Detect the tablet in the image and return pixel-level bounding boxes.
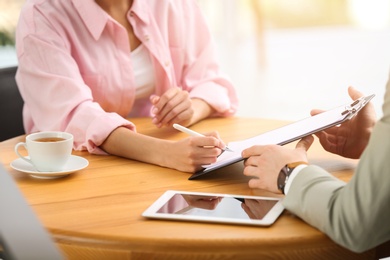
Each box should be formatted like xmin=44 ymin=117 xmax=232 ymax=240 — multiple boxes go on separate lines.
xmin=142 ymin=190 xmax=284 ymax=226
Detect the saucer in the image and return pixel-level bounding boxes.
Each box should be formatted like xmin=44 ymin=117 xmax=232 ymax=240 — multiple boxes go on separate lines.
xmin=10 ymin=155 xmax=89 ymax=179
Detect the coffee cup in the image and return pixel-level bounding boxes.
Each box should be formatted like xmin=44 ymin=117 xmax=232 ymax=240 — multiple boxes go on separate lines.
xmin=14 ymin=131 xmax=74 ymax=172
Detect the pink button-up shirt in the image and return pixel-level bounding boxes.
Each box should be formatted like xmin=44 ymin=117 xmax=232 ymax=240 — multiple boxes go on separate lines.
xmin=15 ymin=0 xmax=238 ymax=154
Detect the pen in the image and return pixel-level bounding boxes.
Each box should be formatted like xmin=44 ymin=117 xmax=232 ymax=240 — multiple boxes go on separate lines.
xmin=173 ymin=123 xmax=233 ymax=152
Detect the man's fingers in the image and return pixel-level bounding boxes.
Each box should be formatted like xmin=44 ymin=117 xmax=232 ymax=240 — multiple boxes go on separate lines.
xmin=348 ymin=86 xmax=364 ymax=101
xmin=310 ymin=109 xmax=325 ymax=117
xmin=296 ymin=135 xmax=314 ymax=151
xmin=242 ymin=145 xmax=265 ymax=159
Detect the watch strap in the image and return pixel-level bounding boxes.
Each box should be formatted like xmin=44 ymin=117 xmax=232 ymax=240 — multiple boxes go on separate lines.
xmin=278 ymin=161 xmax=308 ymax=194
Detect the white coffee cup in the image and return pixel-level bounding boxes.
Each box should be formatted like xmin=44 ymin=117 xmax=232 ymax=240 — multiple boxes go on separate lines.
xmin=14 ymin=131 xmax=74 ymax=172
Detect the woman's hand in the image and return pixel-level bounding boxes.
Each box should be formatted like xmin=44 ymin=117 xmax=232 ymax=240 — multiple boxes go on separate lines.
xmin=150 ymin=87 xmax=214 ymax=128
xmin=101 ymin=127 xmax=227 ymax=173
xmin=163 ymin=131 xmax=226 ymax=173
xmin=150 ymin=87 xmax=194 ymax=128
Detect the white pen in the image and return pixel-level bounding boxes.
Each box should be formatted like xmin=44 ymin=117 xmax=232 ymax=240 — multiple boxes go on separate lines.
xmin=173 ymin=123 xmax=233 ymax=152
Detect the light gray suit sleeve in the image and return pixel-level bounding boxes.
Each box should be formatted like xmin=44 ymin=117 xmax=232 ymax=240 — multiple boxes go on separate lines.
xmin=283 ymin=75 xmax=390 ymax=253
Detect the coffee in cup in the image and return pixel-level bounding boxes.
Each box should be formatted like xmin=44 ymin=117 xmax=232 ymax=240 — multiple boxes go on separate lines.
xmin=14 ymin=131 xmax=73 ymax=172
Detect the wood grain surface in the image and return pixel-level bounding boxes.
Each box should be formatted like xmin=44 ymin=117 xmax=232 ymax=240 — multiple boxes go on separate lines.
xmin=0 ymin=117 xmax=378 ymax=259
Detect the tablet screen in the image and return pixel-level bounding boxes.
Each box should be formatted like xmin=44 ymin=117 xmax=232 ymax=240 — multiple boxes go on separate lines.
xmin=142 ymin=190 xmax=284 ymax=226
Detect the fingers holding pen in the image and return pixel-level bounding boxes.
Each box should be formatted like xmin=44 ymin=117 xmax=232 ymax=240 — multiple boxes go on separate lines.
xmin=179 ymin=135 xmax=223 ymax=166
xmin=191 ymin=135 xmax=223 ymax=154
xmin=203 ymin=130 xmax=228 ymax=151
xmin=170 ymin=136 xmax=221 ymax=173
xmin=171 ymin=124 xmax=230 ymax=171
xmin=173 ymin=124 xmax=228 ymax=151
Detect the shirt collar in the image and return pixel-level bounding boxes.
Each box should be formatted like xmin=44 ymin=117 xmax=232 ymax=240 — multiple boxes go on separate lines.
xmin=71 ymin=0 xmax=150 ymax=40
xmin=72 ymin=0 xmax=109 ymax=41
xmin=130 ymin=0 xmax=150 ymax=24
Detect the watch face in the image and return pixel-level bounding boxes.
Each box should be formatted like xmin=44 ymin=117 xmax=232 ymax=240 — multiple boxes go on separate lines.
xmin=277 ymin=166 xmax=289 ymax=193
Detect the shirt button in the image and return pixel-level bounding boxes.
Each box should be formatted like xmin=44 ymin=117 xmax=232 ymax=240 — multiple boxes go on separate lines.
xmin=164 ymin=61 xmax=170 ymax=67
xmin=144 ymin=35 xmax=150 ymax=41
xmin=130 ymin=12 xmax=134 ymax=17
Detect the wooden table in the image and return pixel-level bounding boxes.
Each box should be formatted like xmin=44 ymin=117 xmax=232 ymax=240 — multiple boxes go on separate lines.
xmin=0 ymin=117 xmax=380 ymax=259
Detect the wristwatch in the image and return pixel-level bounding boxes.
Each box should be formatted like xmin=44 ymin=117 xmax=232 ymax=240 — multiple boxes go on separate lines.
xmin=277 ymin=161 xmax=308 ymax=194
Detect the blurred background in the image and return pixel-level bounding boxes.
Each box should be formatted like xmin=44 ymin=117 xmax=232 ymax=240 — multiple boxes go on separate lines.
xmin=1 ymin=0 xmax=390 ymax=120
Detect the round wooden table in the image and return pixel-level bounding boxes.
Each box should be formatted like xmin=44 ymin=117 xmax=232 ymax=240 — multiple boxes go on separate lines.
xmin=0 ymin=117 xmax=377 ymax=259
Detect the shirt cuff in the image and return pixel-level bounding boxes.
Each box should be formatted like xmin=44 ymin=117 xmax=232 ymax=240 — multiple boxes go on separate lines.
xmin=284 ymin=164 xmax=308 ymax=195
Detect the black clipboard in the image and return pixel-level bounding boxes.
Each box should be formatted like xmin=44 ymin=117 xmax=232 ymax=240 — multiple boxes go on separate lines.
xmin=189 ymin=94 xmax=375 ymax=180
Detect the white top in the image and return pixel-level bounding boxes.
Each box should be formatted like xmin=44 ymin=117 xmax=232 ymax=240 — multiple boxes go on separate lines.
xmin=131 ymin=44 xmax=156 ymax=100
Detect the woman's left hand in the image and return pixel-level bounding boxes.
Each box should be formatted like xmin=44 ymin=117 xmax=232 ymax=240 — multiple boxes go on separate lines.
xmin=150 ymin=87 xmax=194 ymax=128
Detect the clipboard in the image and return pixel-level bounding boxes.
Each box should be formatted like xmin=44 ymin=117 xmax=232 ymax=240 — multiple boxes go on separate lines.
xmin=189 ymin=94 xmax=375 ymax=180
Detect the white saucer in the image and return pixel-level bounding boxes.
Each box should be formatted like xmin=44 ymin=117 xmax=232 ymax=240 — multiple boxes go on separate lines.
xmin=10 ymin=155 xmax=89 ymax=179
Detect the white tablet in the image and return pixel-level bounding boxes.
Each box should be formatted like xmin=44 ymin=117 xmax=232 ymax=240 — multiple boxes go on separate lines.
xmin=142 ymin=190 xmax=284 ymax=226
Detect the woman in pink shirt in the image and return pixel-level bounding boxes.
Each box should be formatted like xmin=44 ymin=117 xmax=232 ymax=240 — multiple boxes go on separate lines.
xmin=15 ymin=0 xmax=238 ymax=173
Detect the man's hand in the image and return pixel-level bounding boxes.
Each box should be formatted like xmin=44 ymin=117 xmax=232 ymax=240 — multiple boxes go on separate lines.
xmin=311 ymin=86 xmax=376 ymax=159
xmin=241 ymin=136 xmax=313 ymax=193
